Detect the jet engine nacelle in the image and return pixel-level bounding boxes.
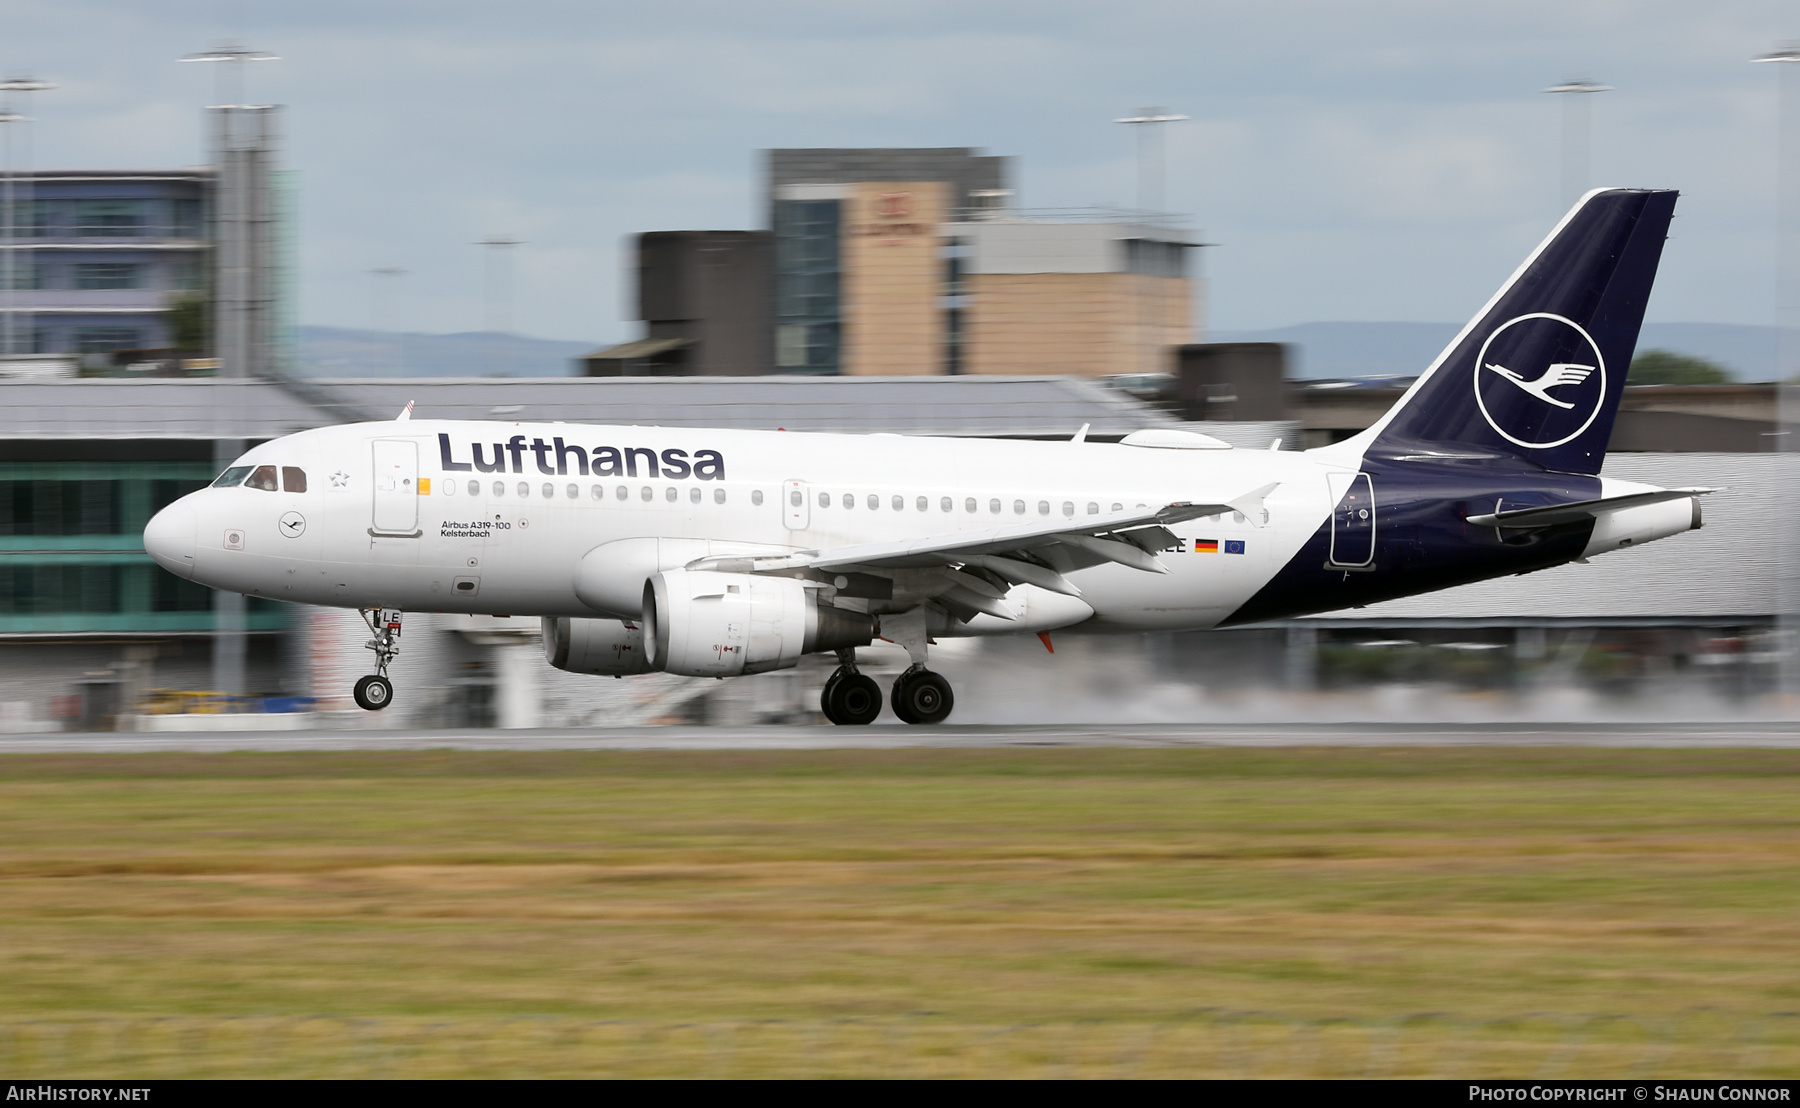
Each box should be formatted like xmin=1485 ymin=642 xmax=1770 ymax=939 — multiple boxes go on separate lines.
xmin=643 ymin=569 xmax=873 ymax=678
xmin=542 ymin=616 xmax=655 ymax=676
xmin=1580 ymin=496 xmax=1701 ymax=559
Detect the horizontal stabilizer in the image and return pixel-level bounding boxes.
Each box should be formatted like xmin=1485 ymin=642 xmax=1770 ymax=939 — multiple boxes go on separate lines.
xmin=1466 ymin=487 xmax=1715 ymax=528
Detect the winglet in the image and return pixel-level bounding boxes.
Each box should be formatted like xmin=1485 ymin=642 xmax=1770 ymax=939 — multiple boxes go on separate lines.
xmin=396 ymin=400 xmax=415 ymax=422
xmin=1226 ymin=482 xmax=1281 ymax=529
xmin=1071 ymin=423 xmax=1090 ymax=444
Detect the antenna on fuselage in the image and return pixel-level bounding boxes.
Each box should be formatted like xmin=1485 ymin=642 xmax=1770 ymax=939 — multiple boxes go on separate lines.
xmin=1071 ymin=423 xmax=1090 ymax=443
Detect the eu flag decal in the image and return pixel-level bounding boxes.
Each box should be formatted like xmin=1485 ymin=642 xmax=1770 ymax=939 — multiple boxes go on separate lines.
xmin=1193 ymin=539 xmax=1219 ymax=554
xmin=1224 ymin=540 xmax=1246 ymax=555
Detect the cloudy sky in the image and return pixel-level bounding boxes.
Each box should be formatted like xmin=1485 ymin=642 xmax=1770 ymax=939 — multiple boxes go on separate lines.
xmin=7 ymin=0 xmax=1796 ymax=344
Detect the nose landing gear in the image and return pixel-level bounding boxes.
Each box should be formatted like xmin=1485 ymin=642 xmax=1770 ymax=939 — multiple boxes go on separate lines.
xmin=821 ymin=648 xmax=882 ymax=726
xmin=355 ymin=608 xmax=402 ymax=711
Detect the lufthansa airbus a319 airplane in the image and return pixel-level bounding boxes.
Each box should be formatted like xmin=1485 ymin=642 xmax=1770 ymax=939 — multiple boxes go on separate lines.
xmin=143 ymin=188 xmax=1708 ymax=725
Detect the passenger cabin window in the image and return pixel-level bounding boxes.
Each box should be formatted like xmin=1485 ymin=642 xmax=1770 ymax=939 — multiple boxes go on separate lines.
xmin=245 ymin=466 xmax=279 ymax=492
xmin=212 ymin=466 xmax=253 ymax=488
xmin=282 ymin=467 xmax=307 ymax=493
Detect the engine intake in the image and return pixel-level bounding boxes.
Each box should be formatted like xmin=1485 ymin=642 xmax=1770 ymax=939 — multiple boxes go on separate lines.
xmin=542 ymin=616 xmax=654 ymax=675
xmin=643 ymin=569 xmax=873 ymax=677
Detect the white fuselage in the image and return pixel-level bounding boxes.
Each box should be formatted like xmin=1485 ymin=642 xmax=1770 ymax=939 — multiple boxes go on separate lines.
xmin=149 ymin=419 xmax=1348 ymax=634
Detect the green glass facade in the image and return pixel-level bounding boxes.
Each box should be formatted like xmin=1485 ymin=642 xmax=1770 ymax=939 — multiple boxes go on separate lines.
xmin=773 ymin=199 xmax=841 ymax=373
xmin=0 ymin=462 xmax=288 ymax=633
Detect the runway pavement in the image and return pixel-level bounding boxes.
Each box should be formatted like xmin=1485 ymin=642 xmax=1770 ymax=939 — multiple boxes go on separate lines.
xmin=0 ymin=721 xmax=1797 ymax=753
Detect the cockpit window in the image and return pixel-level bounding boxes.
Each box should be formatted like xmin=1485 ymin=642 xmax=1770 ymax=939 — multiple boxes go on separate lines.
xmin=282 ymin=467 xmax=307 ymax=493
xmin=212 ymin=466 xmax=253 ymax=488
xmin=245 ymin=465 xmax=279 ymax=492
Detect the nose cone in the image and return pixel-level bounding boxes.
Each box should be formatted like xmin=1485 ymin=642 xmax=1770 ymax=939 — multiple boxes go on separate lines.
xmin=143 ymin=499 xmax=197 ymax=579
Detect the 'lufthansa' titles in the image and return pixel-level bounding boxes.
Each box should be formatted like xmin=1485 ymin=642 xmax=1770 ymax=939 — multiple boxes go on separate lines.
xmin=439 ymin=434 xmax=725 ymax=480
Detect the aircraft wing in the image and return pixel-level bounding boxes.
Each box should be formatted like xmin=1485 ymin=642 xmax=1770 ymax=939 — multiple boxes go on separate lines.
xmin=687 ymin=483 xmax=1280 ymax=615
xmin=1466 ymin=487 xmax=1715 ymax=528
xmin=802 ymin=501 xmax=1212 ymax=571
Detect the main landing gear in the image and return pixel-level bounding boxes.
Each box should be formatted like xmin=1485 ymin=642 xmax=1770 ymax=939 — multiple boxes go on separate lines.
xmin=821 ymin=649 xmax=883 ymax=726
xmin=890 ymin=665 xmax=954 ymax=725
xmin=820 ymin=649 xmax=955 ymax=726
xmin=354 ymin=607 xmax=402 ymax=711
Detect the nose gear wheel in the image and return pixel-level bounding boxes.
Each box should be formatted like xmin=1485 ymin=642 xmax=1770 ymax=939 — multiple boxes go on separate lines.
xmin=353 ymin=674 xmax=393 ymax=711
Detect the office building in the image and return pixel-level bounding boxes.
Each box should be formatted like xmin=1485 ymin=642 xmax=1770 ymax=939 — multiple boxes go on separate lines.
xmin=0 ymin=168 xmax=212 ymax=370
xmin=948 ymin=216 xmax=1198 ymax=377
xmin=593 ymin=148 xmax=1202 ymax=378
xmin=769 ymin=148 xmax=1008 ymax=376
xmin=583 ymin=231 xmax=772 ymax=376
xmin=769 ymin=147 xmax=1200 ymax=377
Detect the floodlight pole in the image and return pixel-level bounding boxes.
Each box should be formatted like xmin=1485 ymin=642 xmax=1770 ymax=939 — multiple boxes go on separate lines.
xmin=183 ymin=44 xmax=277 ymax=708
xmin=476 ymin=238 xmax=520 ymax=375
xmin=1544 ymin=80 xmax=1610 ymax=209
xmin=1756 ymin=46 xmax=1800 ymax=704
xmin=1114 ymin=109 xmax=1188 ymax=219
xmin=180 ymin=42 xmax=279 ymax=110
xmin=369 ymin=266 xmax=406 ymax=373
xmin=0 ymin=78 xmax=53 ymax=360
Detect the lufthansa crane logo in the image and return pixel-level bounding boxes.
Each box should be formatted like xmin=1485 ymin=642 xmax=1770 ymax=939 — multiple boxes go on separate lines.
xmin=1472 ymin=312 xmax=1607 ymax=449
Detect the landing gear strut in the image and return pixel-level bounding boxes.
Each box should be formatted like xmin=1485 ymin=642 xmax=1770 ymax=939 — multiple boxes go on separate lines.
xmin=890 ymin=664 xmax=954 ymax=725
xmin=355 ymin=608 xmax=401 ymax=711
xmin=875 ymin=610 xmax=954 ymax=725
xmin=821 ymin=648 xmax=882 ymax=725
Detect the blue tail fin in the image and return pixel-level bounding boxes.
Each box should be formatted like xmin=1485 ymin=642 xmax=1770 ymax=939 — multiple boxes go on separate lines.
xmin=1358 ymin=188 xmax=1678 ymax=475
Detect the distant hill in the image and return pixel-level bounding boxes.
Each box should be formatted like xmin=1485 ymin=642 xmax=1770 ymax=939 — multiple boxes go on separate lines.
xmin=296 ymin=326 xmax=599 ymax=378
xmin=1209 ymin=322 xmax=1779 ymax=382
xmin=295 ymin=321 xmax=1781 ymax=382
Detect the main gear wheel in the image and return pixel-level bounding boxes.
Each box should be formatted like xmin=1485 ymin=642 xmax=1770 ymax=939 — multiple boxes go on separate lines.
xmin=890 ymin=665 xmax=953 ymax=725
xmin=821 ymin=666 xmax=882 ymax=725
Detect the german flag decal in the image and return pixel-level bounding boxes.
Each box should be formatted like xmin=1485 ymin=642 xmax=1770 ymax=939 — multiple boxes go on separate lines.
xmin=1193 ymin=539 xmax=1219 ymax=553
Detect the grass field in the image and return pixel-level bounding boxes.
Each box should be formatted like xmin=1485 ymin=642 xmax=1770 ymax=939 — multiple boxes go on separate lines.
xmin=0 ymin=746 xmax=1796 ymax=1076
